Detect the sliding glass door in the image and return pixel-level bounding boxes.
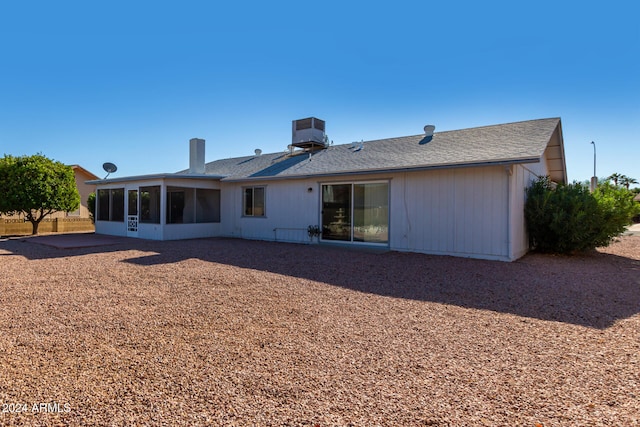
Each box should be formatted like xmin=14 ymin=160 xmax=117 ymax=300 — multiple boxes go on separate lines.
xmin=321 ymin=184 xmax=351 ymax=241
xmin=321 ymin=181 xmax=389 ymax=244
xmin=353 ymin=182 xmax=389 ymax=243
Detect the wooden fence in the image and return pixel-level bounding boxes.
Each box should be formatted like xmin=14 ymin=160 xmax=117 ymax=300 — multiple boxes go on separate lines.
xmin=0 ymin=218 xmax=94 ymax=236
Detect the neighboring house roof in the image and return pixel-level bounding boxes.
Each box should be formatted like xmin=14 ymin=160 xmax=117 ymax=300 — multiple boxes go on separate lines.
xmin=634 ymin=193 xmax=640 ymax=202
xmin=191 ymin=117 xmax=564 ymax=182
xmin=70 ymin=165 xmax=99 ymax=180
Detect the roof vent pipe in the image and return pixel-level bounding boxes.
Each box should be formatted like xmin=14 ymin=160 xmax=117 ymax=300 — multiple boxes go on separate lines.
xmin=421 ymin=125 xmax=436 ymax=144
xmin=424 ymin=125 xmax=435 ymax=137
xmin=189 ymin=138 xmax=205 ymax=174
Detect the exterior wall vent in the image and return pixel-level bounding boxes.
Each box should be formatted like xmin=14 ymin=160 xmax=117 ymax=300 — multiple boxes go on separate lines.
xmin=292 ymin=117 xmax=327 ymax=150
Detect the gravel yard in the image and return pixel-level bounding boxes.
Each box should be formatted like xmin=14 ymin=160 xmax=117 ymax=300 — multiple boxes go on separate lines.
xmin=0 ymin=235 xmax=638 ymax=426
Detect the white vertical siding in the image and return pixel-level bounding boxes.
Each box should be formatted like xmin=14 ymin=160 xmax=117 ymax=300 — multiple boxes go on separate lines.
xmin=391 ymin=166 xmax=510 ymax=260
xmin=221 ymin=167 xmax=516 ymax=261
xmin=221 ymin=179 xmax=320 ymax=243
xmin=93 ymin=165 xmax=530 ymax=261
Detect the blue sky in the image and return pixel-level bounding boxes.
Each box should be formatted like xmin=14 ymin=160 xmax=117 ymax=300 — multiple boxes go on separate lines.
xmin=1 ymin=1 xmax=638 ymax=186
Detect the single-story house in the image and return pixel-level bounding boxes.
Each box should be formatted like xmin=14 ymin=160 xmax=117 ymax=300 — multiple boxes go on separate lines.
xmin=88 ymin=117 xmax=567 ymax=261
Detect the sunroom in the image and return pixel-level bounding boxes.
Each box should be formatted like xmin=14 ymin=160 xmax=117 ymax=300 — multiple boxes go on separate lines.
xmin=91 ymin=175 xmax=222 ymax=241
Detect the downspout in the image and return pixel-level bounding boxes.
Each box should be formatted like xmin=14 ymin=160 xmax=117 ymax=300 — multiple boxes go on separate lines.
xmin=403 ymin=172 xmax=411 ymax=247
xmin=505 ymin=165 xmax=513 ymax=260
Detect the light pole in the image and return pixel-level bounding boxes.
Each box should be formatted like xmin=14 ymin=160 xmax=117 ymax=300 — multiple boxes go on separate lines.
xmin=590 ymin=141 xmax=597 ymax=191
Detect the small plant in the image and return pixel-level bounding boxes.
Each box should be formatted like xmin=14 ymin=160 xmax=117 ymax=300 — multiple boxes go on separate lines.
xmin=307 ymin=225 xmax=320 ymax=239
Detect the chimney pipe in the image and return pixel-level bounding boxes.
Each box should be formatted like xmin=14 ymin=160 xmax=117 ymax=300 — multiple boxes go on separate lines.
xmin=189 ymin=138 xmax=205 ymax=174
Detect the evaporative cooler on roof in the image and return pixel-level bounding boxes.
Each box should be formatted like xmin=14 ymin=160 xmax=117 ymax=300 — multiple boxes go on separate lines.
xmin=292 ymin=117 xmax=326 ymax=150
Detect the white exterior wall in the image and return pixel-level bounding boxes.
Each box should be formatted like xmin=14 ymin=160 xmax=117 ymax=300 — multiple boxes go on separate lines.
xmin=219 ymin=165 xmax=524 ymax=261
xmin=94 ymin=163 xmax=541 ymax=261
xmin=390 ymin=166 xmax=512 ymax=261
xmin=95 ymin=220 xmax=127 ymax=237
xmin=163 ymin=223 xmax=221 ymax=240
xmin=220 ymin=179 xmax=320 ymax=243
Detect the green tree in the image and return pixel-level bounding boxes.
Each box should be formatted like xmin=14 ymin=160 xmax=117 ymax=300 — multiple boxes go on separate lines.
xmin=619 ymin=175 xmax=638 ymax=190
xmin=0 ymin=154 xmax=80 ymax=235
xmin=525 ymin=177 xmax=640 ymax=254
xmin=607 ymin=172 xmax=622 ymax=186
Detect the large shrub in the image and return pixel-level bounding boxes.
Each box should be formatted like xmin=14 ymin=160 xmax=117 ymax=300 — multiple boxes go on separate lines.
xmin=525 ymin=177 xmax=640 ymax=254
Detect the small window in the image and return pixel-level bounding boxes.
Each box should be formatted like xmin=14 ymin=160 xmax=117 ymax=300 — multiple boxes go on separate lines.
xmin=243 ymin=186 xmax=265 ymax=217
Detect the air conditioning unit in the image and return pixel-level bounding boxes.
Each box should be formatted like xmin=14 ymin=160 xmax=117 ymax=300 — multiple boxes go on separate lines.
xmin=292 ymin=117 xmax=326 ymax=149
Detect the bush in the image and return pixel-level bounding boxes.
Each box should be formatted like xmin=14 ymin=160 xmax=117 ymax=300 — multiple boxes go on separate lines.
xmin=87 ymin=192 xmax=96 ymax=223
xmin=525 ymin=177 xmax=640 ymax=254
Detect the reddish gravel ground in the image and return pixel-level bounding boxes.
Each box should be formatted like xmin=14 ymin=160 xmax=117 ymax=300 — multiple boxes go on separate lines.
xmin=0 ymin=234 xmax=638 ymax=426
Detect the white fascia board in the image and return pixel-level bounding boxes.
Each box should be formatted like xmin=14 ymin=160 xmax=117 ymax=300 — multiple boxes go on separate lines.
xmin=86 ymin=173 xmax=224 ymax=185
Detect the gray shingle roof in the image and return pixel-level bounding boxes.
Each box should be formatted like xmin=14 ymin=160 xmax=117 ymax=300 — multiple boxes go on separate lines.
xmin=183 ymin=118 xmax=561 ymax=181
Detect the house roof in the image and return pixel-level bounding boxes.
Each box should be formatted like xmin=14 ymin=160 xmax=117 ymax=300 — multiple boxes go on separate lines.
xmin=193 ymin=117 xmax=565 ymax=182
xmin=89 ymin=118 xmax=566 ymax=185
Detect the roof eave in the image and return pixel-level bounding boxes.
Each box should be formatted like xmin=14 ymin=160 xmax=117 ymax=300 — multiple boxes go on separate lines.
xmin=220 ymin=157 xmax=542 ymax=182
xmin=86 ymin=173 xmax=225 ymax=185
xmin=70 ymin=165 xmax=100 ymax=180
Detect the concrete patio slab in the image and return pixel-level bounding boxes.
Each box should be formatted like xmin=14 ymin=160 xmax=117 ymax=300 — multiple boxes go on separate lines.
xmin=27 ymin=233 xmax=129 ymax=249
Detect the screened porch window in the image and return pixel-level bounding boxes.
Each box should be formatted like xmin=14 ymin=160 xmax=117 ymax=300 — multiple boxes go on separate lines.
xmin=140 ymin=186 xmax=161 ymax=224
xmin=97 ymin=188 xmax=125 ymax=222
xmin=167 ymin=187 xmax=220 ymax=224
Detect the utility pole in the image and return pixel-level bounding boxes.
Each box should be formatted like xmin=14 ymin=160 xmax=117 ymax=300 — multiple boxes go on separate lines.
xmin=590 ymin=141 xmax=597 ymax=192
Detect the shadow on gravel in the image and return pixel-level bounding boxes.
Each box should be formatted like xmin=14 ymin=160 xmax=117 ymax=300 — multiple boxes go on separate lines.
xmin=2 ymin=236 xmax=639 ymax=329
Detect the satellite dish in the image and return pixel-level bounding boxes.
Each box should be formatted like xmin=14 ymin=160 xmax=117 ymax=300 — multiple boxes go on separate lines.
xmin=102 ymin=162 xmax=117 ymax=179
xmin=254 ymin=149 xmax=262 ymax=156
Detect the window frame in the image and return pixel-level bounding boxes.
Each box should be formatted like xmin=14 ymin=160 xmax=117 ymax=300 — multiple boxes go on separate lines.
xmin=96 ymin=188 xmax=125 ymax=222
xmin=320 ymin=180 xmax=389 ymax=245
xmin=242 ymin=186 xmax=266 ymax=217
